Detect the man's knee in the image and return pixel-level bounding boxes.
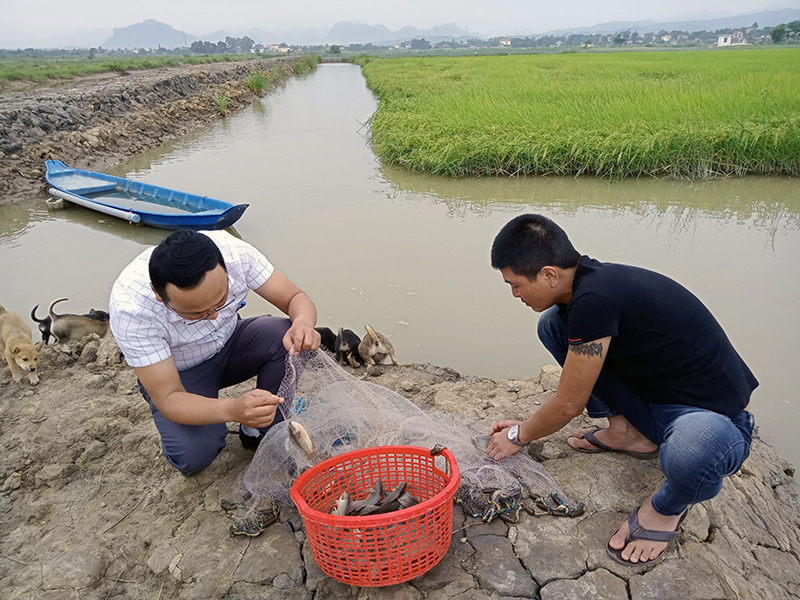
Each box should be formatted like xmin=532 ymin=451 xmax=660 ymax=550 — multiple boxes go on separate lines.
xmin=165 ymin=441 xmax=225 ymax=476
xmin=661 ymin=412 xmax=749 ymax=480
xmin=537 ymin=306 xmax=568 ymax=364
xmin=537 ymin=306 xmax=561 ymax=342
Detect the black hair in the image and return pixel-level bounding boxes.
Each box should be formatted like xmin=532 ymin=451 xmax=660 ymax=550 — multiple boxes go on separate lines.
xmin=149 ymin=230 xmax=226 ymax=302
xmin=491 ymin=214 xmax=581 ymax=280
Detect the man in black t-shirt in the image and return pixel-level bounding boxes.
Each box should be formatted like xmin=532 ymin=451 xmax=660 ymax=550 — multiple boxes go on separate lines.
xmin=487 ymin=213 xmax=756 ymax=566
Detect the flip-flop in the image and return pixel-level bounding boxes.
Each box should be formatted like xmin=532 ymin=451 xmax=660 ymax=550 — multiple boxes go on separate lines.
xmin=607 ymin=508 xmax=688 ymax=566
xmin=568 ymin=428 xmax=659 ymax=460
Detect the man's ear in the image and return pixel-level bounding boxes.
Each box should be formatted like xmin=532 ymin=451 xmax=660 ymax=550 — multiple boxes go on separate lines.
xmin=150 ymin=283 xmax=165 ymax=303
xmin=539 ymin=266 xmax=559 ymax=286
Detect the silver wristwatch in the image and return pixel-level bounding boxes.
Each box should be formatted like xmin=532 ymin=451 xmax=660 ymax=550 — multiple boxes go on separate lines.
xmin=507 ymin=424 xmax=528 ymax=447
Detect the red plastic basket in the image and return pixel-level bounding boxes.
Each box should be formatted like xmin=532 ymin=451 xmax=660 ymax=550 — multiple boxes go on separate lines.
xmin=290 ymin=445 xmax=459 ymax=587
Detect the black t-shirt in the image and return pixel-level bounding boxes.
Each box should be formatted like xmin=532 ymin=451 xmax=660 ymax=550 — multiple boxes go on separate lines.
xmin=557 ymin=256 xmax=758 ymax=417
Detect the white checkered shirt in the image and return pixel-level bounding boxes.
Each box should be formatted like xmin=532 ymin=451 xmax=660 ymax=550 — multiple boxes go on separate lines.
xmin=109 ymin=230 xmax=274 ymax=371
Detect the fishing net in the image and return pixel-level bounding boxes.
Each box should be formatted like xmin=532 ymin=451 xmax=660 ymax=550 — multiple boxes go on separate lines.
xmin=231 ymin=349 xmax=577 ymax=524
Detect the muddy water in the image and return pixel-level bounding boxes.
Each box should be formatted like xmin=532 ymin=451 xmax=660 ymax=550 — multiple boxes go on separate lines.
xmin=1 ymin=63 xmax=798 ymax=468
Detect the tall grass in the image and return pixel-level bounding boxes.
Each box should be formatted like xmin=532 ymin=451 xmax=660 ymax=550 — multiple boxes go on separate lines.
xmin=248 ymin=69 xmax=269 ymax=94
xmin=216 ymin=90 xmax=230 ymax=115
xmin=360 ymin=49 xmax=800 ymax=178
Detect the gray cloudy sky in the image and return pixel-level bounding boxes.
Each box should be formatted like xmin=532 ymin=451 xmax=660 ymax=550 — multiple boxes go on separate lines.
xmin=1 ymin=0 xmax=797 ymax=48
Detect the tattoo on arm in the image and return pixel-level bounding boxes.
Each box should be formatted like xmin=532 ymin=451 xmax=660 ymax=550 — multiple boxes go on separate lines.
xmin=569 ymin=341 xmax=604 ymax=357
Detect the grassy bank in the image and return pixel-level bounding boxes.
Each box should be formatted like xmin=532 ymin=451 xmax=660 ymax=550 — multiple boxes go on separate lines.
xmin=358 ymin=49 xmax=800 ymax=178
xmin=0 ymin=54 xmax=258 ymax=84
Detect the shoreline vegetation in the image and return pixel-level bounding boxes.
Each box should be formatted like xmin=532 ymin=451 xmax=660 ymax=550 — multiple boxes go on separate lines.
xmin=356 ymin=48 xmax=800 ymax=179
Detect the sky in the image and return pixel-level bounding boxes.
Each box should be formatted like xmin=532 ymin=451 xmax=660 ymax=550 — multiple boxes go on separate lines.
xmin=1 ymin=0 xmax=797 ymax=48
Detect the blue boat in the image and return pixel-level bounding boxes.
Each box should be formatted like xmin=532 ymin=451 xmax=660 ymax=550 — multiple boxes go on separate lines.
xmin=44 ymin=160 xmax=248 ymax=230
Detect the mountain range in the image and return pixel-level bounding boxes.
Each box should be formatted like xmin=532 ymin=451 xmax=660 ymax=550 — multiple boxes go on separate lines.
xmin=102 ymin=21 xmax=474 ymax=49
xmin=70 ymin=7 xmax=800 ymax=50
xmin=538 ymin=7 xmax=800 ymax=36
xmin=102 ymin=20 xmax=198 ymax=50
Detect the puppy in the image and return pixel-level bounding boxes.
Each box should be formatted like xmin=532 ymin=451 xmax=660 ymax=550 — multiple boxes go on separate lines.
xmin=44 ymin=298 xmax=109 ymax=344
xmin=358 ymin=324 xmax=399 ymax=366
xmin=335 ymin=328 xmax=364 ymax=368
xmin=32 ymin=302 xmax=109 ymax=344
xmin=315 ymin=326 xmax=337 ymax=354
xmin=0 ymin=304 xmax=43 ymax=385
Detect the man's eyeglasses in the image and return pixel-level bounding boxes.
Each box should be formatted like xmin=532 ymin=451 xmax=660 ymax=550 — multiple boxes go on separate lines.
xmin=166 ymin=295 xmax=242 ymax=325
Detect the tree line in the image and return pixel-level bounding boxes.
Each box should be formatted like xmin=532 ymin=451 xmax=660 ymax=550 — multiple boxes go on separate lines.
xmin=190 ymin=36 xmax=256 ymax=55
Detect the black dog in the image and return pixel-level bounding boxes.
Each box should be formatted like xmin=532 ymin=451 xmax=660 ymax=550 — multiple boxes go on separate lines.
xmin=31 ymin=304 xmax=109 ymax=345
xmin=315 ymin=326 xmax=337 ymax=354
xmin=335 ymin=328 xmax=364 ymax=368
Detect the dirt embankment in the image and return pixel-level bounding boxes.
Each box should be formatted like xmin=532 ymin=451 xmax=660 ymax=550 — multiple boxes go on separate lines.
xmin=0 ymin=56 xmax=308 ymax=205
xmin=1 ymin=335 xmax=798 ymax=600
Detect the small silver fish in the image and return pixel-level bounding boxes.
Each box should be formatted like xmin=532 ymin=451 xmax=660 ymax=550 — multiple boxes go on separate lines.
xmin=347 ymin=479 xmax=384 ymax=515
xmin=358 ymin=504 xmax=381 ymax=516
xmin=397 ymin=491 xmax=420 ymax=509
xmin=288 ymin=420 xmax=317 ymax=460
xmin=380 ymin=482 xmax=407 ymax=507
xmin=334 ymin=491 xmax=350 ymax=516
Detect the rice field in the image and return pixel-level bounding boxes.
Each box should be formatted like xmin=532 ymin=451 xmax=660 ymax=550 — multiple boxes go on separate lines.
xmin=358 ymin=49 xmax=800 ymax=178
xmin=0 ymin=54 xmax=254 ymax=84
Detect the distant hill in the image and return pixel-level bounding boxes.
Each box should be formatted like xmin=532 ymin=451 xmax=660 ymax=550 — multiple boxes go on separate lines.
xmin=538 ymin=8 xmax=800 ymax=36
xmin=194 ymin=22 xmax=474 ymax=46
xmin=101 ymin=20 xmax=198 ymax=50
xmin=58 ymin=28 xmax=113 ymax=49
xmin=322 ymin=21 xmax=474 ymax=45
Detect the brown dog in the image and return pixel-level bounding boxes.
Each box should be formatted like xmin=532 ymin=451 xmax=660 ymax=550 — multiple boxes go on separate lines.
xmin=358 ymin=324 xmax=399 ymax=367
xmin=46 ymin=298 xmax=109 ymax=344
xmin=0 ymin=304 xmax=43 ymax=385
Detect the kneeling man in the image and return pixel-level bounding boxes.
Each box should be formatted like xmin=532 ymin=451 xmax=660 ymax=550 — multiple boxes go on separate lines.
xmin=110 ymin=229 xmax=320 ymax=475
xmin=487 ymin=214 xmax=757 ymax=565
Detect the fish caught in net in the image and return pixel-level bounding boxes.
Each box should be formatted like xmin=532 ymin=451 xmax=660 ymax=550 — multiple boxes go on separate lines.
xmin=230 ymin=349 xmax=577 ymax=528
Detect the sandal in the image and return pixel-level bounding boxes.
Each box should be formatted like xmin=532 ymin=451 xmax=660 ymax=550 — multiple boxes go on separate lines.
xmin=569 ymin=428 xmax=659 ymax=460
xmin=607 ymin=508 xmax=687 ymax=565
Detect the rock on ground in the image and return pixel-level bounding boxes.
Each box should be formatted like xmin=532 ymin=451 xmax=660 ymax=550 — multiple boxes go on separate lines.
xmin=1 ymin=339 xmax=798 ymax=599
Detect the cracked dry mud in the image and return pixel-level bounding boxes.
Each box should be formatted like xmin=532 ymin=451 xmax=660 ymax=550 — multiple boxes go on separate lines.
xmin=1 ymin=337 xmax=798 ymax=600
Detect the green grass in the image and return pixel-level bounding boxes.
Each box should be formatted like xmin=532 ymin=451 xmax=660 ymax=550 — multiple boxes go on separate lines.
xmin=358 ymin=49 xmax=800 ymax=178
xmin=0 ymin=54 xmax=253 ymax=84
xmin=216 ymin=90 xmax=230 ymax=115
xmin=248 ymin=69 xmax=269 ymax=94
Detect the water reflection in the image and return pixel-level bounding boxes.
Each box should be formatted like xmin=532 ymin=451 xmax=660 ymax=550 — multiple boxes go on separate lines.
xmin=0 ymin=203 xmax=52 ymax=247
xmin=40 ymin=202 xmax=166 ymax=246
xmin=383 ymin=167 xmax=800 ymax=233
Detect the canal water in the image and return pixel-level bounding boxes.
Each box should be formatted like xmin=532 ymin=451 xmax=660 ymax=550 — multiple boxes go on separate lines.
xmin=1 ymin=63 xmax=798 ymax=468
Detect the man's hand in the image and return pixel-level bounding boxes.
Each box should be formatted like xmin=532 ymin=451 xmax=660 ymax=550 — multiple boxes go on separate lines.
xmin=253 ymin=270 xmax=319 ymax=355
xmin=228 ymin=389 xmax=284 ymax=428
xmin=486 ymin=419 xmax=524 ymax=461
xmin=283 ymin=323 xmax=321 ymax=354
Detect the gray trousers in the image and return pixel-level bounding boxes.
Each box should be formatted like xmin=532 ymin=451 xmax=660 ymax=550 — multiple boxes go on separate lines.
xmin=139 ymin=316 xmax=291 ymax=475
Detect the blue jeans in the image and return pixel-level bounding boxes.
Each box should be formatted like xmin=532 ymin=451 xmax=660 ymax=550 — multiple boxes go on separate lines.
xmin=537 ymin=306 xmax=755 ymax=516
xmin=139 ymin=316 xmax=290 ymax=475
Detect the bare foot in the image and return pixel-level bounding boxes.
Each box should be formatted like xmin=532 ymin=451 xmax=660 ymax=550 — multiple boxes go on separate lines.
xmin=567 ymin=416 xmax=657 ymax=455
xmin=608 ymin=496 xmax=685 ymax=564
